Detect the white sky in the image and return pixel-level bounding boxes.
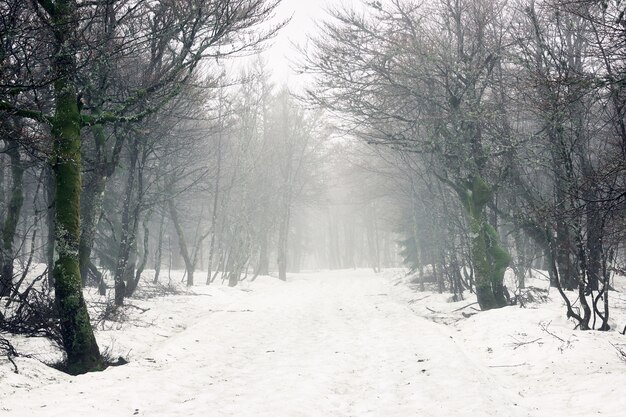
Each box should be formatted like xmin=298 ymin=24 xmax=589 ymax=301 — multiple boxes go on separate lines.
xmin=260 ymin=0 xmax=358 ymax=89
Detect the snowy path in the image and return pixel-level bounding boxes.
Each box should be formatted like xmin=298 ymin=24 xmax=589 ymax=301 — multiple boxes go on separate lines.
xmin=2 ymin=271 xmax=531 ymax=417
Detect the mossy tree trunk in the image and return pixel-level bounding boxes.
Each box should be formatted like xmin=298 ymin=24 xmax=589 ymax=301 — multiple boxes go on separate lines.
xmin=0 ymin=139 xmax=24 ymax=297
xmin=455 ymin=176 xmax=510 ymax=310
xmin=50 ymin=0 xmax=103 ymax=374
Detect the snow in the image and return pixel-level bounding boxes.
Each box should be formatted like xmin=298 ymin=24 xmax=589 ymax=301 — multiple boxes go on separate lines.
xmin=2 ymin=268 xmax=626 ymax=416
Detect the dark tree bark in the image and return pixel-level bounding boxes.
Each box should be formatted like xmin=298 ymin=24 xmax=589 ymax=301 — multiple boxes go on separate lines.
xmin=168 ymin=198 xmax=194 ymax=286
xmin=0 ymin=138 xmax=24 ymax=297
xmin=153 ymin=209 xmax=166 ymax=283
xmin=79 ymin=123 xmax=124 ymax=286
xmin=114 ymin=139 xmax=139 ymax=305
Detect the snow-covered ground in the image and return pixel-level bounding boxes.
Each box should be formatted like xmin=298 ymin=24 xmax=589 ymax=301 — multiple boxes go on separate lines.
xmin=1 ymin=269 xmax=626 ymax=416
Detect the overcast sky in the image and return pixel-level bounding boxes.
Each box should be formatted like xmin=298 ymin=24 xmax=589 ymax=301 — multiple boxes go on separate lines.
xmin=260 ymin=0 xmax=358 ymax=88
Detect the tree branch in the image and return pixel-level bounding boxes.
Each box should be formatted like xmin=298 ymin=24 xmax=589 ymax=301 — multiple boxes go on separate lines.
xmin=0 ymin=101 xmax=51 ymax=124
xmin=35 ymin=0 xmax=55 ymax=16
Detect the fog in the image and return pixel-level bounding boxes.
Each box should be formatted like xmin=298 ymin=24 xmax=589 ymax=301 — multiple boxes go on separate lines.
xmin=2 ymin=0 xmax=626 ymax=414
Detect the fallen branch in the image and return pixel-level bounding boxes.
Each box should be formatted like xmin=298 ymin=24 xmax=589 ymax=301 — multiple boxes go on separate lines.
xmin=408 ymin=295 xmax=431 ymax=304
xmin=452 ymin=302 xmax=479 ymax=312
xmin=509 ymin=336 xmax=543 ymax=350
xmin=125 ymin=304 xmax=151 ymax=314
xmin=539 ymin=321 xmax=572 ymax=352
xmin=0 ymin=334 xmax=20 ymax=374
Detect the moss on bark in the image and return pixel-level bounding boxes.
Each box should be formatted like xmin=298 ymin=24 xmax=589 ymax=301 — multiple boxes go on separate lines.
xmin=455 ymin=176 xmax=510 ymax=310
xmin=50 ymin=0 xmax=103 ymax=374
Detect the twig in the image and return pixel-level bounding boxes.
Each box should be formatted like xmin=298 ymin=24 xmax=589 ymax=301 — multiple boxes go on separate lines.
xmin=0 ymin=335 xmax=20 ymax=374
xmin=452 ymin=302 xmax=479 ymax=312
xmin=539 ymin=321 xmax=572 ymax=352
xmin=539 ymin=321 xmax=566 ymax=343
xmin=408 ymin=295 xmax=431 ymax=304
xmin=488 ymin=362 xmax=528 ymax=368
xmin=509 ymin=336 xmax=543 ymax=350
xmin=125 ymin=304 xmax=151 ymax=314
xmin=610 ymin=342 xmax=626 ymax=363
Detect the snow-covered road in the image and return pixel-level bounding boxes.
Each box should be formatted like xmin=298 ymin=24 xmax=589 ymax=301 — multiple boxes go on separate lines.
xmin=3 ymin=271 xmax=536 ymax=416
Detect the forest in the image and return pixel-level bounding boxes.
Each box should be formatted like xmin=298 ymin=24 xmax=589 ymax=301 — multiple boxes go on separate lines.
xmin=1 ymin=0 xmax=626 ymax=415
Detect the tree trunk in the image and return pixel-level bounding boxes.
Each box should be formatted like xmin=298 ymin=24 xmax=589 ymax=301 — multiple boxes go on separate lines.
xmin=456 ymin=176 xmax=510 ymax=310
xmin=126 ymin=216 xmax=150 ymax=297
xmin=206 ymin=94 xmax=224 ymax=285
xmin=154 ymin=210 xmax=166 ymax=283
xmin=114 ymin=140 xmax=139 ymax=305
xmin=79 ymin=162 xmax=106 ymax=286
xmin=411 ymin=188 xmax=425 ymax=291
xmin=256 ymin=229 xmax=270 ymax=276
xmin=50 ymin=0 xmax=102 ymax=374
xmin=513 ymin=228 xmax=527 ymax=290
xmin=291 ymin=221 xmax=302 ymax=273
xmin=277 ymin=206 xmax=290 ymax=281
xmin=585 ymin=186 xmax=602 ymax=293
xmin=0 ymin=140 xmax=24 ymax=297
xmin=366 ymin=203 xmax=380 ymax=273
xmin=168 ymin=199 xmax=194 ymax=286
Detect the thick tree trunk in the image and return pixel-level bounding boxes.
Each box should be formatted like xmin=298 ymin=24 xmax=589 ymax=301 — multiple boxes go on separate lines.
xmin=0 ymin=141 xmax=24 ymax=297
xmin=456 ymin=176 xmax=510 ymax=310
xmin=50 ymin=0 xmax=102 ymax=374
